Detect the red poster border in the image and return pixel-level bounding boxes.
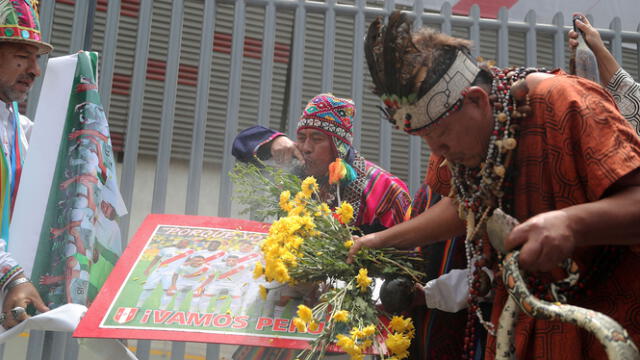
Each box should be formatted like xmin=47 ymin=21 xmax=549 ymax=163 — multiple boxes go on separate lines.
xmin=73 ymin=214 xmax=316 ymax=349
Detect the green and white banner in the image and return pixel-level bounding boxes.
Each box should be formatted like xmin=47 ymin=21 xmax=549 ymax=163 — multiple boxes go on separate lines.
xmin=9 ymin=52 xmax=127 ymax=307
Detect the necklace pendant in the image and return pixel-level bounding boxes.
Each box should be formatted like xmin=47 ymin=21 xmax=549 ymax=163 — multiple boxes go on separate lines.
xmin=503 ymin=138 xmax=517 ymax=150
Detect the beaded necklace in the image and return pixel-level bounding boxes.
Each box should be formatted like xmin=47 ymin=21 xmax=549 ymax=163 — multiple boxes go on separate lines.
xmin=448 ymin=66 xmax=546 ymax=358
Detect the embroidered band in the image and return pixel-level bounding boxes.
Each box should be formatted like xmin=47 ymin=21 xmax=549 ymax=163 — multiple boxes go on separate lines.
xmin=382 ymin=51 xmax=481 ymax=133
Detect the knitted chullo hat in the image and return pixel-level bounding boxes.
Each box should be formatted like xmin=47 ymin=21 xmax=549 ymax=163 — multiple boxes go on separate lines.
xmin=0 ymin=0 xmax=53 ymax=54
xmin=297 ymin=93 xmax=355 ymax=160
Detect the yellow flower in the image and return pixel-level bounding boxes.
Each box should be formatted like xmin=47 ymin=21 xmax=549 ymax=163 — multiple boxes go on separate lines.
xmin=389 ymin=316 xmax=414 ymax=335
xmin=362 ymin=324 xmax=376 ymax=337
xmin=259 ymin=285 xmax=267 ymax=300
xmin=309 ymin=320 xmax=319 ymax=331
xmin=362 ymin=339 xmax=373 ymax=349
xmin=279 ymin=191 xmax=292 ymax=211
xmin=297 ymin=304 xmax=313 ymax=323
xmin=288 ymin=204 xmax=306 ymax=216
xmin=356 ymin=268 xmax=372 ymax=292
xmin=253 ymin=262 xmax=264 ymax=279
xmin=350 ymin=327 xmax=365 ymax=339
xmin=298 ymin=215 xmax=316 ymax=233
xmin=315 ymin=203 xmax=331 ymax=217
xmin=385 ymin=332 xmax=411 ymax=359
xmin=301 ymin=176 xmax=318 ymax=198
xmin=344 ymin=239 xmax=354 ymax=248
xmin=335 ymin=201 xmax=354 ymax=224
xmin=336 ymin=334 xmax=354 ymax=350
xmin=336 ymin=334 xmax=363 ymax=359
xmin=332 ymin=310 xmax=349 ymax=322
xmin=292 ymin=317 xmax=307 ymax=332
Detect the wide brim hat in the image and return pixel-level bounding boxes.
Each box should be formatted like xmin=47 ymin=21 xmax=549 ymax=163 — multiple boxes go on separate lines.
xmin=0 ymin=0 xmax=53 ymax=54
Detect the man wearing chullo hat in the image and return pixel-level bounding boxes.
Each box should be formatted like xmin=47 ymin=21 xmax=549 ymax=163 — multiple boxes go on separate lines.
xmin=349 ymin=11 xmax=640 ymax=359
xmin=232 ymin=93 xmax=412 ymax=360
xmin=0 ymin=0 xmax=53 ymax=329
xmin=233 ymin=93 xmax=411 ymax=233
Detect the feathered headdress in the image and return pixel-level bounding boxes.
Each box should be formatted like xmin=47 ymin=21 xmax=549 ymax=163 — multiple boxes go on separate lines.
xmin=365 ymin=11 xmax=480 ymax=134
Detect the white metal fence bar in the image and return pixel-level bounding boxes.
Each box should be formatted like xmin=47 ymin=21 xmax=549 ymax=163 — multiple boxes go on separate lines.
xmin=25 ymin=0 xmax=54 ymax=120
xmin=321 ymin=0 xmax=337 ymax=93
xmin=151 ymin=0 xmax=186 ymax=214
xmin=170 ymin=341 xmax=186 ymax=360
xmin=378 ymin=0 xmax=395 ymax=171
xmin=611 ymin=17 xmax=623 ymax=64
xmin=408 ymin=0 xmax=425 ymax=195
xmin=525 ymin=10 xmax=537 ymax=67
xmin=119 ymin=0 xmax=154 ymax=245
xmin=25 ymin=330 xmax=45 ymax=360
xmin=285 ymin=0 xmax=306 ymax=139
xmin=498 ymin=7 xmax=509 ymax=68
xmin=163 ymin=0 xmax=188 ymax=346
xmin=69 ymin=1 xmax=90 ymax=53
xmin=257 ymin=0 xmax=277 ymax=127
xmin=469 ymin=5 xmax=481 ymax=59
xmin=186 ymin=0 xmax=217 ymax=215
xmin=218 ymin=0 xmax=248 ymax=217
xmin=552 ymin=12 xmax=565 ymax=68
xmin=350 ymin=0 xmax=365 ymax=150
xmin=441 ymin=2 xmax=452 ymax=35
xmin=98 ymin=0 xmax=122 ymax=117
xmin=135 ymin=339 xmax=152 ymax=360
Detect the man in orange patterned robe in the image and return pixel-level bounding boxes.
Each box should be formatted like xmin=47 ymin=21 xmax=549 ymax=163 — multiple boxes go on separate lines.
xmin=351 ymin=12 xmax=640 ymax=359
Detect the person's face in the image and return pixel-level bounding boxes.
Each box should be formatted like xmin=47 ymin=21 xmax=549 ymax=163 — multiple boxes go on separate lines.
xmin=177 ymin=239 xmax=190 ymax=248
xmin=190 ymin=256 xmax=205 ymax=267
xmin=208 ymin=241 xmax=221 ymax=251
xmin=0 ymin=43 xmax=41 ymax=103
xmin=416 ymin=87 xmax=494 ymax=168
xmin=239 ymin=242 xmax=253 ymax=253
xmin=226 ymin=257 xmax=238 ymax=267
xmin=296 ymin=129 xmax=336 ymax=178
xmin=100 ymin=200 xmax=116 ymax=220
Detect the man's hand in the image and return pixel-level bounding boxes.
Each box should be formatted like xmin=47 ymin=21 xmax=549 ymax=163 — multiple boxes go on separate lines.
xmin=2 ymin=277 xmax=50 ymax=329
xmin=270 ymin=136 xmax=304 ymax=165
xmin=504 ymin=210 xmax=576 ymax=272
xmin=346 ymin=233 xmax=385 ymax=264
xmin=568 ymin=14 xmax=606 ymax=55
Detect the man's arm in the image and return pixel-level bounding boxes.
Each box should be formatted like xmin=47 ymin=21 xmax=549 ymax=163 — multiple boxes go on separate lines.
xmin=348 ymin=196 xmax=465 ymax=262
xmin=569 ymin=16 xmax=620 ymax=86
xmin=231 ymin=125 xmax=304 ymax=165
xmin=506 ymin=168 xmax=640 ymax=272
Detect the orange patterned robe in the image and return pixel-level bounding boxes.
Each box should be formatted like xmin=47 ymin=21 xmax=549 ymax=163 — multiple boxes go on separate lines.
xmin=427 ymin=74 xmax=640 ymax=359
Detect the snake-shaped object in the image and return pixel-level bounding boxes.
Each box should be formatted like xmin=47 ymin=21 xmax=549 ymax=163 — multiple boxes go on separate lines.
xmin=488 ymin=209 xmax=640 ymax=360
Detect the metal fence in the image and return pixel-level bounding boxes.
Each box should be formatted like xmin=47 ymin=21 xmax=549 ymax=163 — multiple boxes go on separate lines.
xmin=7 ymin=0 xmax=640 ymax=359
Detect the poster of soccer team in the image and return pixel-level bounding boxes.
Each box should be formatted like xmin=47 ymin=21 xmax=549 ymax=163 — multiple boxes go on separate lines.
xmin=75 ymin=215 xmax=324 ymax=349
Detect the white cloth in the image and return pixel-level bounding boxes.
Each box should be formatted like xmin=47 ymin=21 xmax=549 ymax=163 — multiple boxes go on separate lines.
xmin=0 ymin=304 xmax=138 ymax=359
xmin=0 ymin=100 xmax=33 ymax=290
xmin=422 ymin=269 xmax=470 ymax=313
xmin=422 ymin=267 xmax=494 ymax=313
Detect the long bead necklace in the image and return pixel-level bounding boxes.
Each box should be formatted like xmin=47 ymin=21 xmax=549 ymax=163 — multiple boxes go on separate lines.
xmin=450 ymin=66 xmax=545 ymax=358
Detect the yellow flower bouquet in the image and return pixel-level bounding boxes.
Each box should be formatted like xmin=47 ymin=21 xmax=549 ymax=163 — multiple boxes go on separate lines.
xmin=230 ymin=162 xmax=424 ymax=360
